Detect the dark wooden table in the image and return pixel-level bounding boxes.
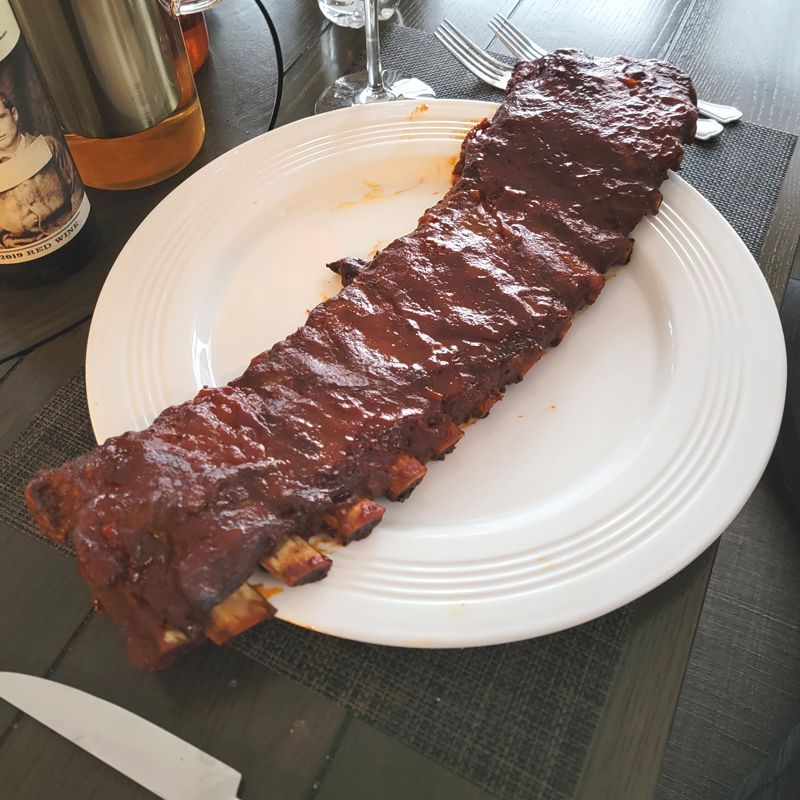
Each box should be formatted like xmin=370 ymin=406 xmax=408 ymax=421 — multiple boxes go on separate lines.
xmin=1 ymin=1 xmax=799 ymax=798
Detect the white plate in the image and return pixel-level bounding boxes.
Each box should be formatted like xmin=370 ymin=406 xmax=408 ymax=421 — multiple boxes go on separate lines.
xmin=87 ymin=99 xmax=786 ymax=647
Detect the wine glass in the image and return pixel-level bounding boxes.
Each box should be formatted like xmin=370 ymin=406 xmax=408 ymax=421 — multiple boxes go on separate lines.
xmin=315 ymin=0 xmax=435 ymax=113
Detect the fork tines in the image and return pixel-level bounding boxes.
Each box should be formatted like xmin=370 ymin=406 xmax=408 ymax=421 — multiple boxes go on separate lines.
xmin=488 ymin=14 xmax=546 ymax=61
xmin=434 ymin=18 xmax=511 ymax=90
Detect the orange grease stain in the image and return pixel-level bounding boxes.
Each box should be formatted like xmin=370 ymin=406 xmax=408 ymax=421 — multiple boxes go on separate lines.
xmin=363 ymin=180 xmax=382 ymax=199
xmin=253 ymin=585 xmax=283 ymax=601
xmin=334 ymin=179 xmax=385 ymax=210
xmin=393 ymin=176 xmax=425 ymax=195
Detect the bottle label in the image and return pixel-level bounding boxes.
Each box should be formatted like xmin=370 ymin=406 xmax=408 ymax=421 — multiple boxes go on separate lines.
xmin=0 ymin=0 xmax=90 ymax=264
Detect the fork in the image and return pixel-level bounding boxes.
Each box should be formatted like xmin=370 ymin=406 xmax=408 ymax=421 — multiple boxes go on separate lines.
xmin=489 ymin=13 xmax=742 ymax=125
xmin=434 ymin=19 xmax=514 ymax=90
xmin=434 ymin=19 xmax=722 ymax=142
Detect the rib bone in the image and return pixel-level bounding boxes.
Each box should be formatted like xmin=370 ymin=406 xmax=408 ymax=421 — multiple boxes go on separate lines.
xmin=158 ymin=627 xmax=190 ymax=658
xmin=324 ymin=497 xmax=385 ymax=543
xmin=476 ymin=389 xmax=503 ymax=418
xmin=206 ymin=583 xmax=275 ymax=645
xmin=259 ymin=534 xmax=332 ymax=586
xmin=386 ymin=454 xmax=427 ymax=501
xmin=433 ymin=423 xmax=464 ymax=459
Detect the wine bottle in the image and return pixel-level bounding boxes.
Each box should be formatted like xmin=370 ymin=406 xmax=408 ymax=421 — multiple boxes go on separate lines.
xmin=0 ymin=0 xmax=94 ymax=289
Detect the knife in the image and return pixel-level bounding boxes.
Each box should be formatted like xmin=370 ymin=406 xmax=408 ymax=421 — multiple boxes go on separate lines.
xmin=0 ymin=672 xmax=242 ymax=799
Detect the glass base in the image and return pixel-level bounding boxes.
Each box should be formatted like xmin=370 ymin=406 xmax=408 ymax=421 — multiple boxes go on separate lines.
xmin=315 ymin=69 xmax=436 ymax=114
xmin=317 ymin=0 xmax=396 ymax=28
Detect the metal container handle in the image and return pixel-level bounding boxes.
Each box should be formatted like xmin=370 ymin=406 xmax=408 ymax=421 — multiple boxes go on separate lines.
xmin=159 ymin=0 xmax=224 ymax=17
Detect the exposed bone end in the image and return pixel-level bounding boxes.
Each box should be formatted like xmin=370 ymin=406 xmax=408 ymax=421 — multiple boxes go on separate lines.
xmin=158 ymin=627 xmax=191 ymax=658
xmin=24 ymin=476 xmax=76 ymax=543
xmin=325 ymin=497 xmax=385 ymax=543
xmin=206 ymin=583 xmax=275 ymax=645
xmin=259 ymin=534 xmax=332 ymax=586
xmin=651 ymin=191 xmax=663 ymax=214
xmin=619 ymin=237 xmax=635 ymax=265
xmin=326 ymin=256 xmax=368 ymax=286
xmin=476 ymin=389 xmax=503 ymax=418
xmin=386 ymin=454 xmax=427 ymax=501
xmin=433 ymin=423 xmax=464 ymax=459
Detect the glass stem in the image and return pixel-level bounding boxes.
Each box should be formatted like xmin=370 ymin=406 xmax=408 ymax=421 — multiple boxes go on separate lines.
xmin=363 ymin=0 xmax=388 ymax=100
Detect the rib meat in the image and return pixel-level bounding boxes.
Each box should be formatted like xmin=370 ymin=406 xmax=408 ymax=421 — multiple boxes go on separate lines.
xmin=25 ymin=51 xmax=697 ymax=668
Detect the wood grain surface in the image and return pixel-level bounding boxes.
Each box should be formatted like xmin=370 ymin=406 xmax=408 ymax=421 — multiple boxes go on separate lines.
xmin=493 ymin=0 xmax=691 ymax=59
xmin=0 ymin=613 xmax=347 ymax=800
xmin=265 ymin=0 xmax=328 ymax=70
xmin=0 ymin=524 xmax=91 ymax=737
xmin=0 ymin=323 xmax=88 ymax=447
xmin=0 ymin=357 xmax=17 ymax=383
xmin=398 ymin=0 xmax=518 ymax=45
xmin=662 ymin=0 xmax=800 ymax=132
xmin=0 ymin=1 xmax=798 ymax=799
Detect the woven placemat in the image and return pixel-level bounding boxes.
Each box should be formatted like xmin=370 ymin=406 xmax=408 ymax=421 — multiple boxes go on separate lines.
xmin=1 ymin=25 xmax=796 ymax=800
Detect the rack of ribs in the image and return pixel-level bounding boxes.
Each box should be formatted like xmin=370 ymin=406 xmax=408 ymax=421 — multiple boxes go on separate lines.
xmin=25 ymin=50 xmax=697 ymax=669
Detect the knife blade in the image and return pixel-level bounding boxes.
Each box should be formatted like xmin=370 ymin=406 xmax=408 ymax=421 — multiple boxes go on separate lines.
xmin=0 ymin=672 xmax=242 ymax=800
